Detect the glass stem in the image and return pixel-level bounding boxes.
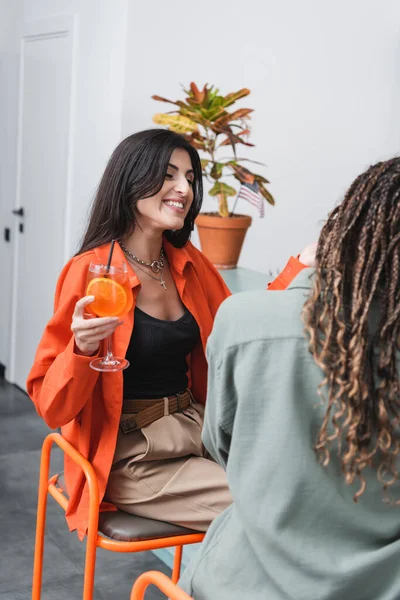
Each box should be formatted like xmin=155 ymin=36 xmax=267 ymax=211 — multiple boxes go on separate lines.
xmin=104 ymin=335 xmax=115 ymax=365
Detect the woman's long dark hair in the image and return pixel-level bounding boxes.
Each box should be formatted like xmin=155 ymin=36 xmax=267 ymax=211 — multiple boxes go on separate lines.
xmin=303 ymin=158 xmax=400 ymax=501
xmin=77 ymin=129 xmax=203 ymax=254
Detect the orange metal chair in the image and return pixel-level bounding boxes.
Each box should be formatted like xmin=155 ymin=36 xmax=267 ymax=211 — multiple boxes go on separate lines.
xmin=130 ymin=571 xmax=193 ymax=600
xmin=32 ymin=432 xmax=205 ymax=600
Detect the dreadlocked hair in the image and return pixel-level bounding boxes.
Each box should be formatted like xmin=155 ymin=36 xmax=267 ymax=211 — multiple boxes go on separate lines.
xmin=303 ymin=157 xmax=400 ymax=502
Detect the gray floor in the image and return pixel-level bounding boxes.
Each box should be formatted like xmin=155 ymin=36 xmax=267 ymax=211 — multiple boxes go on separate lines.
xmin=0 ymin=378 xmax=171 ymax=599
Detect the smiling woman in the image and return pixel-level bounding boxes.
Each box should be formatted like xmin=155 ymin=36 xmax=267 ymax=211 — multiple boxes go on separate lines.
xmin=26 ymin=128 xmax=234 ymax=541
xmin=133 ymin=148 xmax=195 ymax=234
xmin=79 ymin=129 xmax=203 ymax=253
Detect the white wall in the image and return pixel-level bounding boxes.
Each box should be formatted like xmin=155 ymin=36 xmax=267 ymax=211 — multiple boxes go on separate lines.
xmin=0 ymin=0 xmax=20 ymax=371
xmin=122 ymin=0 xmax=400 ymax=274
xmin=19 ymin=0 xmax=129 ymax=254
xmin=1 ymin=0 xmax=399 ymax=371
xmin=0 ymin=0 xmax=128 ymax=372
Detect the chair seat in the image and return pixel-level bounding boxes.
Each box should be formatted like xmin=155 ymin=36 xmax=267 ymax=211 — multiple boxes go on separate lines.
xmin=56 ymin=472 xmax=200 ymax=542
xmin=98 ymin=511 xmax=200 ymax=542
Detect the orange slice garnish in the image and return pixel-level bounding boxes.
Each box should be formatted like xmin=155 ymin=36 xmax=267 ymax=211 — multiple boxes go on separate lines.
xmin=86 ymin=277 xmax=127 ymax=317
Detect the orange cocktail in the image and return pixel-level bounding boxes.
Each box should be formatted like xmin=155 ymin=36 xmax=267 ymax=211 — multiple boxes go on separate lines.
xmin=86 ymin=269 xmax=133 ymax=317
xmin=86 ymin=262 xmax=133 ymax=371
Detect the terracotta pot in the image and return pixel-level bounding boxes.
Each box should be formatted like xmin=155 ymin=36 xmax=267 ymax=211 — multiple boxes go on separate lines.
xmin=195 ymin=213 xmax=252 ymax=269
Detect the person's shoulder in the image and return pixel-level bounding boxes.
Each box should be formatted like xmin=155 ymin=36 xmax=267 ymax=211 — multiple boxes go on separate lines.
xmin=60 ymin=249 xmax=96 ymax=275
xmin=70 ymin=249 xmax=97 ymax=266
xmin=55 ymin=249 xmax=97 ymax=294
xmin=211 ymin=281 xmax=312 ymax=350
xmin=184 ymin=241 xmax=211 ymax=265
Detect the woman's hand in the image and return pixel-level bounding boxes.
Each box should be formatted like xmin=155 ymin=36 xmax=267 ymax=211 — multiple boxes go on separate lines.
xmin=299 ymin=242 xmax=318 ymax=268
xmin=71 ymin=296 xmax=123 ymax=356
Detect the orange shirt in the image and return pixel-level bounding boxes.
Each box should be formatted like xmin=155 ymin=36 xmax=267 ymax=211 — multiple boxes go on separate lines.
xmin=27 ymin=240 xmax=307 ymax=540
xmin=266 ymin=256 xmax=308 ymax=290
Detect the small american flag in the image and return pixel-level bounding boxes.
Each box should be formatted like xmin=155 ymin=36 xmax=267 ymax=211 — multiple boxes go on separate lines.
xmin=237 ymin=182 xmax=265 ymax=217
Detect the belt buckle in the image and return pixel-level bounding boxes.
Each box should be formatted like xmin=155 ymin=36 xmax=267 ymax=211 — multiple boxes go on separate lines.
xmin=120 ymin=417 xmax=138 ymax=434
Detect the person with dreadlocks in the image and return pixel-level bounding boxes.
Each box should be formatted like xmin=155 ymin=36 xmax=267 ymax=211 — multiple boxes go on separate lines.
xmin=179 ymin=158 xmax=400 ymax=600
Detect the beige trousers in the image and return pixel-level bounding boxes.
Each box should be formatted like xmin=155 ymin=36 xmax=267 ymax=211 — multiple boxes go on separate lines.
xmin=105 ymin=401 xmax=232 ymax=532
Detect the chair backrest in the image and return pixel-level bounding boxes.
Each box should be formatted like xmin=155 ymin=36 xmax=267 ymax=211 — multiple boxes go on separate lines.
xmin=130 ymin=571 xmax=193 ymax=600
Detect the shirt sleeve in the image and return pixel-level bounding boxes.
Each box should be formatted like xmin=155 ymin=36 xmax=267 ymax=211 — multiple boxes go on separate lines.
xmin=201 ymin=346 xmax=236 ymax=469
xmin=26 ymin=256 xmax=100 ymax=429
xmin=198 ymin=251 xmax=232 ymax=314
xmin=202 ymin=294 xmax=240 ymax=468
xmin=267 ymin=256 xmax=309 ymax=290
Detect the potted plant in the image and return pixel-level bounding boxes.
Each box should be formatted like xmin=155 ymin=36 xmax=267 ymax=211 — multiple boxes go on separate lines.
xmin=152 ymin=83 xmax=275 ymax=269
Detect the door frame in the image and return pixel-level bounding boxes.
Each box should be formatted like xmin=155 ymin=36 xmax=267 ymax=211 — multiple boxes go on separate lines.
xmin=9 ymin=14 xmax=78 ymax=385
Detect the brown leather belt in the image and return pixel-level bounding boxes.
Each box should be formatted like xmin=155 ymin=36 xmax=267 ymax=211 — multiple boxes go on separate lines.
xmin=120 ymin=389 xmax=192 ymax=434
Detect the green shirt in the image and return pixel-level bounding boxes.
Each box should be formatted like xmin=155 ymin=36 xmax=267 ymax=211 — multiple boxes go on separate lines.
xmin=180 ymin=269 xmax=400 ymax=600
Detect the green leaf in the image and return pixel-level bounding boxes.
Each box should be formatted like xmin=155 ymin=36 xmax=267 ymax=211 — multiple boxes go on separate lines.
xmin=209 ymin=182 xmax=237 ymax=197
xmin=207 ymin=86 xmax=219 ymax=101
xmin=151 ymin=95 xmax=179 ymax=105
xmin=186 ymin=98 xmax=202 ymax=107
xmin=230 ymin=157 xmax=266 ymax=166
xmin=176 ymin=101 xmax=197 ymax=111
xmin=200 ymin=159 xmax=211 ymax=169
xmin=202 ymin=107 xmax=227 ymax=121
xmin=185 ymin=133 xmax=207 ymax=150
xmin=213 ymin=108 xmax=253 ymax=129
xmin=218 ymin=195 xmax=230 ymax=217
xmin=152 ymin=113 xmax=199 ymax=133
xmin=227 ymin=162 xmax=255 ymax=184
xmin=222 ymin=88 xmax=251 ymax=107
xmin=208 ymin=95 xmax=225 ymax=110
xmin=177 ymin=108 xmax=209 ymax=127
xmin=210 ymin=162 xmax=226 ymax=180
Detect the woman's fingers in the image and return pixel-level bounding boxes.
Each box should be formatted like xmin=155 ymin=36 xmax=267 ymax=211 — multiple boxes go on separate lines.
xmin=73 ymin=321 xmax=122 ymax=354
xmin=79 ymin=324 xmax=122 ymax=341
xmin=71 ymin=296 xmax=124 ymax=354
xmin=72 ymin=316 xmax=122 ymax=332
xmin=73 ymin=297 xmax=122 ymax=325
xmin=73 ymin=296 xmax=96 ymax=318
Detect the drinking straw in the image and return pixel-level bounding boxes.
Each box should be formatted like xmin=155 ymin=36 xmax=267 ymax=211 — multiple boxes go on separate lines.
xmin=106 ymin=239 xmax=116 ymax=271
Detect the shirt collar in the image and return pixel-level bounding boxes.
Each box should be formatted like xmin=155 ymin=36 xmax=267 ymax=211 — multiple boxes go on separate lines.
xmin=163 ymin=238 xmax=194 ymax=275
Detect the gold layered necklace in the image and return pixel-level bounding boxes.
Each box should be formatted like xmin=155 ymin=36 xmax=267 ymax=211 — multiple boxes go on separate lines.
xmin=119 ymin=242 xmax=167 ymax=290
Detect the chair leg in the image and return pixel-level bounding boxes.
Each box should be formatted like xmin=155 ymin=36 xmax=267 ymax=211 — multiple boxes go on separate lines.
xmin=32 ymin=436 xmax=53 ymax=600
xmin=82 ymin=469 xmax=100 ymax=599
xmin=172 ymin=545 xmax=183 ymax=583
xmin=82 ymin=532 xmax=98 ymax=600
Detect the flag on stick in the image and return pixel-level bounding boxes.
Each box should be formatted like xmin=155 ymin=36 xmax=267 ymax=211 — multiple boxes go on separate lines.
xmin=236 ymin=182 xmax=264 ymax=217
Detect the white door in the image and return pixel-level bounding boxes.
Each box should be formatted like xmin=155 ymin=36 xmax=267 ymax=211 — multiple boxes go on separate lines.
xmin=10 ymin=16 xmax=76 ymax=389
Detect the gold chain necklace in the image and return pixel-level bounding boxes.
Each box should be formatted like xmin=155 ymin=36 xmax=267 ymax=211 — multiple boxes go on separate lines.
xmin=119 ymin=242 xmax=164 ymax=273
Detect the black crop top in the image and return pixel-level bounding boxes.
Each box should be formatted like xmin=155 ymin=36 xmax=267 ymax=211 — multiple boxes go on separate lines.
xmin=123 ymin=306 xmax=200 ymax=399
